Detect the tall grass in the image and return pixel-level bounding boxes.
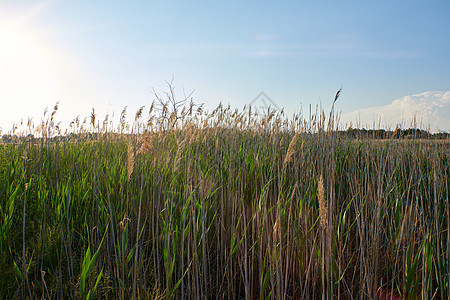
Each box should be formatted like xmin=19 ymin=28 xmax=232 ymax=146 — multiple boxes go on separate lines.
xmin=0 ymin=96 xmax=449 ymax=299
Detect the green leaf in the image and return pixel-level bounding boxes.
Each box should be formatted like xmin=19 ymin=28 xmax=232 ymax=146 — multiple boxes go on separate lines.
xmin=87 ymin=225 xmax=108 ymax=275
xmin=169 ymin=260 xmax=191 ymax=297
xmin=168 ymin=256 xmax=176 ymax=281
xmin=80 ymin=245 xmax=92 ymax=296
xmin=172 ymin=278 xmax=183 ymax=295
xmin=262 ymin=268 xmax=270 ymax=292
xmin=12 ymin=258 xmax=22 ymax=282
xmin=80 ymin=225 xmax=108 ymax=297
xmin=8 ymin=184 xmax=20 ymax=219
xmin=126 ymin=245 xmax=136 ymax=264
xmin=405 ymin=242 xmax=423 ymax=294
xmin=266 ymin=289 xmax=273 ymax=300
xmin=232 ymin=236 xmax=243 ymax=256
xmin=91 ymin=267 xmax=104 ymax=297
xmin=27 ymin=250 xmax=34 ymax=274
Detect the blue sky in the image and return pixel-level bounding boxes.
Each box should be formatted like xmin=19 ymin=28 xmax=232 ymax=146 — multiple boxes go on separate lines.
xmin=1 ymin=0 xmax=449 ymax=133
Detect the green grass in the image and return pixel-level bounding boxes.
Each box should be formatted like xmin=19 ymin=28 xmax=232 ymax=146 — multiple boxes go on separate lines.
xmin=0 ymin=101 xmax=449 ymax=299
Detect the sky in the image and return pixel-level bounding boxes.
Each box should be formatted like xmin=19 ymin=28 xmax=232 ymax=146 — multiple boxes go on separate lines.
xmin=1 ymin=0 xmax=450 ymax=134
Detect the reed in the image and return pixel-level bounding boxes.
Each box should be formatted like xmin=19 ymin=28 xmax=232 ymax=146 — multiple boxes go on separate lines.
xmin=0 ymin=92 xmax=449 ymax=299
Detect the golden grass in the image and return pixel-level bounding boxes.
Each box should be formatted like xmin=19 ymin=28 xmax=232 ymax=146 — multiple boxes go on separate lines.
xmin=127 ymin=140 xmax=135 ymax=181
xmin=284 ymin=132 xmax=299 ymax=165
xmin=318 ymin=175 xmax=327 ymax=232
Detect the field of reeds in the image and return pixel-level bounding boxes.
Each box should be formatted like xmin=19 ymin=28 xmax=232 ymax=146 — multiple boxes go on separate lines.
xmin=0 ymin=95 xmax=449 ymax=299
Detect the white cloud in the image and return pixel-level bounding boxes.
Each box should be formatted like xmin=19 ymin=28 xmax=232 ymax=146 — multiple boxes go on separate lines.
xmin=341 ymin=91 xmax=450 ymax=132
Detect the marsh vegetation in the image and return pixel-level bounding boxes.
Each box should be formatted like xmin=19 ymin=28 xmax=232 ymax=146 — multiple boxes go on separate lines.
xmin=0 ymin=92 xmax=449 ymax=299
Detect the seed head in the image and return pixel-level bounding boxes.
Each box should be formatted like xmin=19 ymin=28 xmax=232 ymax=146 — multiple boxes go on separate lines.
xmin=318 ymin=175 xmax=327 ymax=231
xmin=127 ymin=141 xmax=135 ymax=181
xmin=284 ymin=132 xmax=299 ymax=165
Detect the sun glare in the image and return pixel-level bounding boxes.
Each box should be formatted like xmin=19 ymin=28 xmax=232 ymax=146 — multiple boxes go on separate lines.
xmin=0 ymin=21 xmax=56 ymax=130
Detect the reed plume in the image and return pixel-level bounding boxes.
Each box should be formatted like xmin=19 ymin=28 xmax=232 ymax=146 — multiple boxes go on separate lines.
xmin=137 ymin=136 xmax=153 ymax=155
xmin=127 ymin=141 xmax=135 ymax=181
xmin=284 ymin=132 xmax=299 ymax=165
xmin=318 ymin=175 xmax=327 ymax=231
xmin=90 ymin=108 xmax=96 ymax=128
xmin=392 ymin=125 xmax=399 ymax=139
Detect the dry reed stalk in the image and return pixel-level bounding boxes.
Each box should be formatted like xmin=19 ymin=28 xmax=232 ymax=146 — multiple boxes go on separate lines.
xmin=318 ymin=175 xmax=327 ymax=231
xmin=318 ymin=174 xmax=328 ymax=299
xmin=137 ymin=136 xmax=153 ymax=155
xmin=174 ymin=138 xmax=187 ymax=171
xmin=127 ymin=141 xmax=135 ymax=181
xmin=392 ymin=125 xmax=399 ymax=139
xmin=135 ymin=106 xmax=144 ymax=121
xmin=90 ymin=108 xmax=96 ymax=128
xmin=284 ymin=132 xmax=299 ymax=165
